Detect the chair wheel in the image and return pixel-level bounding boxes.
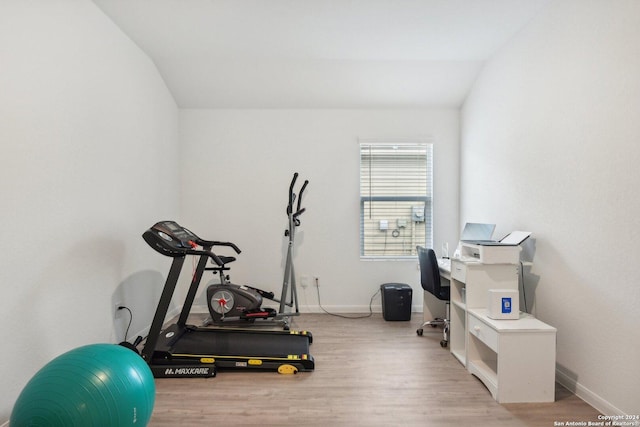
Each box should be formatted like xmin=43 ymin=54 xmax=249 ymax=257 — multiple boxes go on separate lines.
xmin=416 ymin=329 xmax=423 ymax=336
xmin=440 ymin=340 xmax=448 ymax=348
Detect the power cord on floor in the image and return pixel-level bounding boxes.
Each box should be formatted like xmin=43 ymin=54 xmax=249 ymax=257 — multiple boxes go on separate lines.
xmin=315 ymin=277 xmax=380 ymax=319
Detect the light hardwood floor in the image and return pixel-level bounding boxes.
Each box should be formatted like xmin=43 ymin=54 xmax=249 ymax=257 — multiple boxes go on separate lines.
xmin=148 ymin=313 xmax=600 ymax=427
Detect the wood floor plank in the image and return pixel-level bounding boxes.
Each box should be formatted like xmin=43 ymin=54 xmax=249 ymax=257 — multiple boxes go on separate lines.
xmin=148 ymin=313 xmax=601 ymax=426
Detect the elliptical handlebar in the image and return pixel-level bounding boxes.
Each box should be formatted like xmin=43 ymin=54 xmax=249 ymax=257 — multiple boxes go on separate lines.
xmin=296 ymin=179 xmax=309 ymax=215
xmin=292 ymin=207 xmax=306 ymax=219
xmin=287 ymin=172 xmax=309 ymax=225
xmin=287 ymin=172 xmax=298 ymax=215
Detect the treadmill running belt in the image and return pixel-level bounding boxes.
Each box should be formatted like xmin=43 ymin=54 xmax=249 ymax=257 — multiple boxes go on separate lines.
xmin=171 ymin=329 xmax=310 ymax=357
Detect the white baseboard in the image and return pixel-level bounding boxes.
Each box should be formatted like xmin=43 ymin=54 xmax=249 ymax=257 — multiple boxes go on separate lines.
xmin=1 ymin=419 xmax=9 ymax=427
xmin=556 ymin=368 xmax=626 ymax=416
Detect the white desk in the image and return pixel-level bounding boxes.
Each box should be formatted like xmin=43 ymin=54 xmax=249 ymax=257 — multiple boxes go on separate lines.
xmin=435 ymin=257 xmax=557 ymax=403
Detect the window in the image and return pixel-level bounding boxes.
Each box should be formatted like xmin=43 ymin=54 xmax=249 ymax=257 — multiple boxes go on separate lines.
xmin=360 ymin=141 xmax=433 ymax=258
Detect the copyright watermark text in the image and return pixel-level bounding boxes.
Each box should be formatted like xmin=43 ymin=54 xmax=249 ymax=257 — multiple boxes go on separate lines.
xmin=553 ymin=415 xmax=640 ymax=427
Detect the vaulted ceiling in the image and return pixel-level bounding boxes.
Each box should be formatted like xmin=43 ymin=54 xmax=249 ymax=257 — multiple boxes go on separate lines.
xmin=92 ymin=0 xmax=551 ymax=108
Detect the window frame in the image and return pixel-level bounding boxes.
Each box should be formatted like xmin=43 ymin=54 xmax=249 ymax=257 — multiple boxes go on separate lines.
xmin=359 ymin=138 xmax=433 ymax=260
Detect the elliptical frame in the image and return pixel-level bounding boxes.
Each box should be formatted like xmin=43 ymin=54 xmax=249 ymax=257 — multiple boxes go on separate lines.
xmin=279 ymin=172 xmax=309 ymax=317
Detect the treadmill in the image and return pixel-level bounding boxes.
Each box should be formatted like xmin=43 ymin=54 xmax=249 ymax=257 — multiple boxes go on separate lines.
xmin=140 ymin=220 xmax=314 ymax=378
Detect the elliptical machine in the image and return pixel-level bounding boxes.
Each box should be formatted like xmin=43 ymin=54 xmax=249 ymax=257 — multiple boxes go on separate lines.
xmin=205 ymin=173 xmax=309 ymax=330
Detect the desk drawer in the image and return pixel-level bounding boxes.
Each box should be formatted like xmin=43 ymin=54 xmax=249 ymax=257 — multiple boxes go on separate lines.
xmin=451 ymin=261 xmax=467 ymax=282
xmin=468 ymin=313 xmax=499 ymax=353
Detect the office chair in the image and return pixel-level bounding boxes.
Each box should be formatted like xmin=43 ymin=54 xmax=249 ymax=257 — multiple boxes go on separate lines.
xmin=416 ymin=246 xmax=450 ymax=348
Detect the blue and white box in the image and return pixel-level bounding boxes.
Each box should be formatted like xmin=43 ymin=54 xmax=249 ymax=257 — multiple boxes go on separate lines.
xmin=488 ymin=289 xmax=519 ymax=320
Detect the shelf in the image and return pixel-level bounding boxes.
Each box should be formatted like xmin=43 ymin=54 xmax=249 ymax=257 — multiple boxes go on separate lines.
xmin=452 ymin=300 xmax=466 ymax=310
xmin=468 ymin=331 xmax=498 ymax=375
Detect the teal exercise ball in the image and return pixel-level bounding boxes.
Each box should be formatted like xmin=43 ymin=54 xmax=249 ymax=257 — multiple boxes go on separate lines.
xmin=10 ymin=343 xmax=155 ymax=427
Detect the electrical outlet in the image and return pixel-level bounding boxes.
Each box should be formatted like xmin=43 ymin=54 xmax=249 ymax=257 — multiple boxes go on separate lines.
xmin=114 ymin=301 xmax=123 ymax=317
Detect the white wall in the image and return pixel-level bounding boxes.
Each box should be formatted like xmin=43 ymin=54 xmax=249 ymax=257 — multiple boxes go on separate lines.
xmin=461 ymin=0 xmax=640 ymax=415
xmin=0 ymin=1 xmax=179 ymax=421
xmin=179 ymin=109 xmax=459 ymax=313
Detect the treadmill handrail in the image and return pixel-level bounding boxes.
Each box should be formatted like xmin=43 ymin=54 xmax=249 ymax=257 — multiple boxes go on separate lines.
xmin=195 ymin=239 xmax=241 ymax=254
xmin=186 ymin=248 xmax=224 ymax=267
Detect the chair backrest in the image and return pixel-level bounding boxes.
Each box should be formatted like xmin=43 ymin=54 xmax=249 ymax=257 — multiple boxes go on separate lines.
xmin=417 ymin=246 xmax=447 ymax=301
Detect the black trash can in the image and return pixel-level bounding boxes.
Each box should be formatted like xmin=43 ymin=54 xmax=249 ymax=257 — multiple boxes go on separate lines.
xmin=380 ymin=283 xmax=412 ymax=321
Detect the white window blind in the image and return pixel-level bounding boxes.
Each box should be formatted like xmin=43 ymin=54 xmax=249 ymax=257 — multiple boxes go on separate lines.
xmin=360 ymin=142 xmax=433 ymax=257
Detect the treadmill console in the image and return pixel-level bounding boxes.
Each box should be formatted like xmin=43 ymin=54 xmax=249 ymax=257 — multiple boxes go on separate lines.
xmin=143 ymin=221 xmax=201 ymax=258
